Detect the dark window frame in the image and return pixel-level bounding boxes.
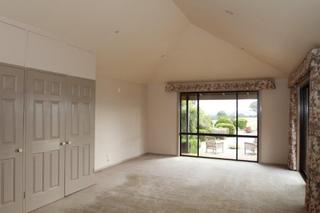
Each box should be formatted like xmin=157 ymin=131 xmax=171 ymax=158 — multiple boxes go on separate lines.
xmin=179 ymin=91 xmax=260 ymax=163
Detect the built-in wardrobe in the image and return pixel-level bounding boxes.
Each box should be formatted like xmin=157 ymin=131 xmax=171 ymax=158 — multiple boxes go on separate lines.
xmin=0 ymin=63 xmax=95 ymax=213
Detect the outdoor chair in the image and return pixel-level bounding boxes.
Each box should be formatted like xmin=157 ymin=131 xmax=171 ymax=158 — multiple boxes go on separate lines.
xmin=244 ymin=140 xmax=257 ymax=155
xmin=206 ymin=140 xmax=224 ymax=154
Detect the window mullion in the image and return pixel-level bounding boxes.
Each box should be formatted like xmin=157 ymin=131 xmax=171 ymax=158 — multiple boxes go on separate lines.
xmin=236 ymin=92 xmax=239 ymax=160
xmin=197 ymin=93 xmax=200 ymax=157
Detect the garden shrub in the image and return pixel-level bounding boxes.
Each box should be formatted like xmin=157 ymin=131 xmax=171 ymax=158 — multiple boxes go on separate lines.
xmin=181 ymin=137 xmax=198 ymax=154
xmin=233 ymin=117 xmax=248 ymax=130
xmin=215 ymin=123 xmax=235 ymax=134
xmin=214 ymin=117 xmax=233 ymax=126
xmin=188 ymin=137 xmax=198 ymax=154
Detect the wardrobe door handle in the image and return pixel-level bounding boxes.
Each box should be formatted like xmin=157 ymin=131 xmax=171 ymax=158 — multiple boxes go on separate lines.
xmin=15 ymin=148 xmax=23 ymax=153
xmin=66 ymin=141 xmax=72 ymax=145
xmin=60 ymin=142 xmax=66 ymax=146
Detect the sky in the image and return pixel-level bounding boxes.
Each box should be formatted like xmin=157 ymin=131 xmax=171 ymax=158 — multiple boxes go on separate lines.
xmin=199 ymin=99 xmax=257 ymax=117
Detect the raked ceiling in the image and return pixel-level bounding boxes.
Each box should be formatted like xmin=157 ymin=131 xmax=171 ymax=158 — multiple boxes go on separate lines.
xmin=0 ymin=0 xmax=318 ymax=83
xmin=173 ymin=0 xmax=320 ymax=75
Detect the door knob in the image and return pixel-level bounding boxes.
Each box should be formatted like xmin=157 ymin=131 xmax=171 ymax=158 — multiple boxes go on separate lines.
xmin=15 ymin=148 xmax=23 ymax=153
xmin=66 ymin=141 xmax=72 ymax=145
xmin=60 ymin=142 xmax=66 ymax=146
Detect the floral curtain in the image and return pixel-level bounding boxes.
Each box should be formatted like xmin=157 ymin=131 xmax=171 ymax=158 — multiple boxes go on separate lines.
xmin=288 ymin=87 xmax=298 ymax=170
xmin=288 ymin=48 xmax=320 ymax=212
xmin=306 ymin=49 xmax=320 ymax=212
xmin=165 ymin=79 xmax=276 ymax=92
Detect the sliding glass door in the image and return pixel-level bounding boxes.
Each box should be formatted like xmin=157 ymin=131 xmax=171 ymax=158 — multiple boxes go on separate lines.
xmin=179 ymin=91 xmax=259 ymax=162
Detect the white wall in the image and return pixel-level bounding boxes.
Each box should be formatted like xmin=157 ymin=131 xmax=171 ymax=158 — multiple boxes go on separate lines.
xmin=147 ymin=79 xmax=290 ymax=165
xmin=260 ymin=79 xmax=289 ymax=165
xmin=95 ymin=76 xmax=147 ymax=171
xmin=147 ymin=84 xmax=178 ymax=155
xmin=0 ymin=21 xmax=27 ymax=66
xmin=0 ymin=17 xmax=96 ymax=79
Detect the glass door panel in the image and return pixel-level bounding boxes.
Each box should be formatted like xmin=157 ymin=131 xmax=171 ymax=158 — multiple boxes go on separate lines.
xmin=180 ymin=135 xmax=198 ymax=156
xmin=199 ymin=136 xmax=236 ymax=160
xmin=238 ymin=92 xmax=258 ymax=136
xmin=180 ymin=94 xmax=187 ymax=133
xmin=238 ymin=137 xmax=258 ymax=161
xmin=180 ymin=93 xmax=198 ymax=134
xmin=199 ymin=92 xmax=236 ymax=135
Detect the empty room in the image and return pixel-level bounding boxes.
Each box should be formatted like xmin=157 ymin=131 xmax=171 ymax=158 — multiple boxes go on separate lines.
xmin=0 ymin=0 xmax=319 ymax=213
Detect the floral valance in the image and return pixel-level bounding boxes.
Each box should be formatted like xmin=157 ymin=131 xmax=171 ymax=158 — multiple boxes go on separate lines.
xmin=289 ymin=48 xmax=320 ymax=87
xmin=165 ymin=79 xmax=276 ymax=92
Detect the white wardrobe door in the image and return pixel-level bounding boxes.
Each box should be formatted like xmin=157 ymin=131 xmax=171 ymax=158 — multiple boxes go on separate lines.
xmin=25 ymin=70 xmax=66 ymax=212
xmin=0 ymin=64 xmax=24 ymax=213
xmin=65 ymin=77 xmax=95 ymax=195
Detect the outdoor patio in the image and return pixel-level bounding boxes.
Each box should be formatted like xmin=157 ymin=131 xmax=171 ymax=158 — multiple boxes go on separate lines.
xmin=182 ymin=137 xmax=258 ymax=161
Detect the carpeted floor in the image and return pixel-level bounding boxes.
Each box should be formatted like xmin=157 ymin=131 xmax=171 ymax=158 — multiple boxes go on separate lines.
xmin=31 ymin=154 xmax=307 ymax=213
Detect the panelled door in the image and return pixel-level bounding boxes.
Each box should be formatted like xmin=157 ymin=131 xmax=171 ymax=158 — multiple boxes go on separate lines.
xmin=25 ymin=70 xmax=66 ymax=212
xmin=65 ymin=77 xmax=95 ymax=195
xmin=0 ymin=64 xmax=24 ymax=213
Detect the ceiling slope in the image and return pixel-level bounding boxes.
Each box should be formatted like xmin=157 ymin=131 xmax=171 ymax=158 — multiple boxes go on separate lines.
xmin=0 ymin=0 xmax=298 ymax=83
xmin=0 ymin=0 xmax=189 ymax=83
xmin=153 ymin=24 xmax=284 ymax=83
xmin=173 ymin=0 xmax=320 ymax=75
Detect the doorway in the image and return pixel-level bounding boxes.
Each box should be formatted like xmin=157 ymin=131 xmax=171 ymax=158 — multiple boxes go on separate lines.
xmin=299 ymin=83 xmax=309 ymax=180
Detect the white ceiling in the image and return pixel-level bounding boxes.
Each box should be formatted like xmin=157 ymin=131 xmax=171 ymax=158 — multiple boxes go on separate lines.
xmin=0 ymin=0 xmax=188 ymax=83
xmin=173 ymin=0 xmax=320 ymax=74
xmin=153 ymin=24 xmax=283 ymax=83
xmin=0 ymin=0 xmax=318 ymax=83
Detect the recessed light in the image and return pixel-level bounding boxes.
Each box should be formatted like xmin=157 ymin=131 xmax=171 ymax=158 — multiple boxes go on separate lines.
xmin=225 ymin=10 xmax=235 ymax=16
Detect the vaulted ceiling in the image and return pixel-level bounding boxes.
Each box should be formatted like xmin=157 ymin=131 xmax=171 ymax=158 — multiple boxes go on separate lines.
xmin=173 ymin=0 xmax=320 ymax=74
xmin=0 ymin=0 xmax=318 ymax=83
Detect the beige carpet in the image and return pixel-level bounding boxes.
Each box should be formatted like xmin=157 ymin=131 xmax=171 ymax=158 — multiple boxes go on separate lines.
xmin=32 ymin=154 xmax=306 ymax=213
